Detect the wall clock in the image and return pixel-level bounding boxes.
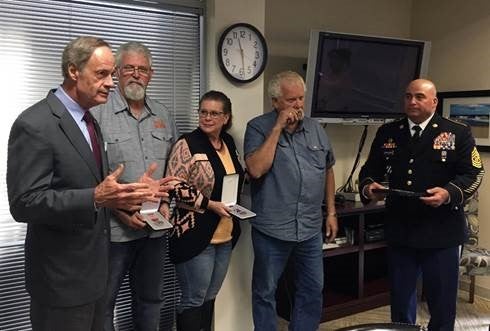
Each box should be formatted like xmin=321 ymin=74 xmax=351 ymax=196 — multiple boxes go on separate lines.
xmin=217 ymin=23 xmax=268 ymax=83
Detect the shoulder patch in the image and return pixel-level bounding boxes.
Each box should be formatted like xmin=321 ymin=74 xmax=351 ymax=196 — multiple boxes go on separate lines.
xmin=382 ymin=118 xmax=404 ymax=130
xmin=445 ymin=117 xmax=468 ymax=127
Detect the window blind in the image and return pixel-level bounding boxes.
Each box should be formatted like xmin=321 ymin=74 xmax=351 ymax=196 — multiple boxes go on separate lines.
xmin=0 ymin=0 xmax=202 ymax=329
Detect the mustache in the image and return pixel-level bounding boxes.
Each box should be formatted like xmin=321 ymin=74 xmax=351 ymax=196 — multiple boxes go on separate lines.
xmin=127 ymin=80 xmax=144 ymax=87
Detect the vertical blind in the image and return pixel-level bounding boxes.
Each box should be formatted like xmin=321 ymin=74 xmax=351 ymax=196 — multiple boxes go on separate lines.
xmin=0 ymin=0 xmax=202 ymax=329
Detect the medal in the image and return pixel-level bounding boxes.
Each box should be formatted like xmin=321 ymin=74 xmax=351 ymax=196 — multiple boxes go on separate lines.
xmin=433 ymin=132 xmax=456 ymax=150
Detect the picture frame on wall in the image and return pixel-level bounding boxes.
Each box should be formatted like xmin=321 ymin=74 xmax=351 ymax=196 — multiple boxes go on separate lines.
xmin=437 ymin=90 xmax=490 ymax=152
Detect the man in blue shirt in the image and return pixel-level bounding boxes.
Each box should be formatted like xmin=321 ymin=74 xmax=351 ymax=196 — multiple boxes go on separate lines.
xmin=244 ymin=71 xmax=338 ymax=331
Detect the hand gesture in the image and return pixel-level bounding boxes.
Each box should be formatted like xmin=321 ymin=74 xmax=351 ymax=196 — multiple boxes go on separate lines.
xmin=325 ymin=214 xmax=338 ymax=243
xmin=138 ymin=162 xmax=179 ymax=198
xmin=207 ymin=200 xmax=231 ymax=218
xmin=420 ymin=187 xmax=449 ymax=207
xmin=94 ymin=164 xmax=155 ymax=212
xmin=276 ymin=107 xmax=304 ymax=129
xmin=113 ymin=209 xmax=146 ymax=229
xmin=159 ymin=202 xmax=171 ymax=220
xmin=363 ymin=182 xmax=388 ymax=202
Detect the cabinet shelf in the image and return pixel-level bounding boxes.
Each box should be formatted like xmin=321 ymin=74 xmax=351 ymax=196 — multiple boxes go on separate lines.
xmin=276 ymin=202 xmax=389 ymax=322
xmin=365 ymin=241 xmax=387 ymax=251
xmin=324 ymin=245 xmax=359 ymax=257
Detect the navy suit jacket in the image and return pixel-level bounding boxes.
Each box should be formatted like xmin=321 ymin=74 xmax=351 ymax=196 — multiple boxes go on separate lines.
xmin=359 ymin=114 xmax=484 ymax=248
xmin=7 ymin=90 xmax=110 ymax=307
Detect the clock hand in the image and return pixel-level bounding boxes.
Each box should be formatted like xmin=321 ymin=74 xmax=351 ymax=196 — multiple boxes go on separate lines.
xmin=237 ymin=37 xmax=245 ymax=74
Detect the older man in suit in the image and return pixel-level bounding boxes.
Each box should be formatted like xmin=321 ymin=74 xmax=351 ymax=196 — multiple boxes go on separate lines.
xmin=7 ymin=36 xmax=158 ymax=331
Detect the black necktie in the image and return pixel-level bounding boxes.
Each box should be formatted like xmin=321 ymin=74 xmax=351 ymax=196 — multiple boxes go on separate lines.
xmin=82 ymin=111 xmax=102 ymax=171
xmin=411 ymin=125 xmax=421 ymax=143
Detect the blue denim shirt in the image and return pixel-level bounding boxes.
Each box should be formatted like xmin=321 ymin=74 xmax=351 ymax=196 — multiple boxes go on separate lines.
xmin=244 ymin=111 xmax=335 ymax=242
xmin=91 ymin=88 xmax=179 ymax=242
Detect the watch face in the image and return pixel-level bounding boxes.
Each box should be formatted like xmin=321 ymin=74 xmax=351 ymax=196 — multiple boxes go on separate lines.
xmin=218 ymin=23 xmax=268 ymax=83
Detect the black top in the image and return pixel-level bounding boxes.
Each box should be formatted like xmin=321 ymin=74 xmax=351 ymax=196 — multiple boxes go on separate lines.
xmin=169 ymin=128 xmax=244 ymax=263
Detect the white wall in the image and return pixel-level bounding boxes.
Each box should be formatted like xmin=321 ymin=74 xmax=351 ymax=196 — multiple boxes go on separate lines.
xmin=266 ymin=0 xmax=412 ymax=58
xmin=264 ymin=0 xmax=414 ymax=196
xmin=263 ymin=0 xmax=490 ymax=298
xmin=206 ymin=2 xmax=490 ymax=329
xmin=411 ymin=0 xmax=490 ymax=296
xmin=206 ymin=0 xmax=265 ymax=330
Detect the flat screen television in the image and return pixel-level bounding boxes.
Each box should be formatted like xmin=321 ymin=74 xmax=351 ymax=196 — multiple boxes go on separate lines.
xmin=305 ymin=30 xmax=431 ymax=124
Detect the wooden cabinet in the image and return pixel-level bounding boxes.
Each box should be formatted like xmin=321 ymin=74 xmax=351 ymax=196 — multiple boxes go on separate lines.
xmin=276 ymin=201 xmax=389 ymax=322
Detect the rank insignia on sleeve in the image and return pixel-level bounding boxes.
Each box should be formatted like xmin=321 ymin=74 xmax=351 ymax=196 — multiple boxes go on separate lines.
xmin=433 ymin=132 xmax=455 ymax=150
xmin=472 ymin=147 xmax=483 ymax=168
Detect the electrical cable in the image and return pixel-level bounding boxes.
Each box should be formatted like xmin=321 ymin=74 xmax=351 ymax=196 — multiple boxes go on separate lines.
xmin=337 ymin=125 xmax=369 ymax=193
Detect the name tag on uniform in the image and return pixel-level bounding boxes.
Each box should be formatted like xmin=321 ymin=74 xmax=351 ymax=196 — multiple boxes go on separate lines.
xmin=382 ymin=138 xmax=396 ymax=156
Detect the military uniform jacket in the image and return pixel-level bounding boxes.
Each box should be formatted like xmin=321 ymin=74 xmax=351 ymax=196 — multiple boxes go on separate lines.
xmin=359 ymin=114 xmax=484 ymax=248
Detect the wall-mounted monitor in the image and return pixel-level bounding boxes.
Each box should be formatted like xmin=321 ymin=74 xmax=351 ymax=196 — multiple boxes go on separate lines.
xmin=305 ymin=30 xmax=431 ymax=124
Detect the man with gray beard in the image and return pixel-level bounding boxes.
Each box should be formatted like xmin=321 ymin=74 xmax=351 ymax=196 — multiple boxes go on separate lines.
xmin=91 ymin=41 xmax=179 ymax=331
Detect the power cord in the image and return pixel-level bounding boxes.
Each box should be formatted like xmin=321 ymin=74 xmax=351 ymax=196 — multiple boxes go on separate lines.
xmin=336 ymin=125 xmax=369 ymax=194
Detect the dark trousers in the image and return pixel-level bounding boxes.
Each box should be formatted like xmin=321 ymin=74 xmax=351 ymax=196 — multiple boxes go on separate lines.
xmin=30 ymin=295 xmax=105 ymax=331
xmin=104 ymin=236 xmax=167 ymax=331
xmin=388 ymin=245 xmax=459 ymax=331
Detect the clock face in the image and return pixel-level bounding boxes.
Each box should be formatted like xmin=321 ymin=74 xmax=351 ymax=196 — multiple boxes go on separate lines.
xmin=218 ymin=23 xmax=268 ymax=83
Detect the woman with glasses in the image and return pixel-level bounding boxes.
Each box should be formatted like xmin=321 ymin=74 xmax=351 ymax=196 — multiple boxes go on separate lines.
xmin=163 ymin=90 xmax=244 ymax=331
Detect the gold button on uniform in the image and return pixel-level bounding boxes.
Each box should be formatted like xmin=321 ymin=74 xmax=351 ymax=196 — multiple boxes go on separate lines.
xmin=407 ymin=180 xmax=412 ymax=186
xmin=408 ymin=169 xmax=413 ymax=175
xmin=409 ymin=159 xmax=414 ymax=164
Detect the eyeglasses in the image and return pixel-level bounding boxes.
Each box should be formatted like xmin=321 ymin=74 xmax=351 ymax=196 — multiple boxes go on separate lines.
xmin=120 ymin=65 xmax=150 ymax=76
xmin=198 ymin=109 xmax=224 ymax=119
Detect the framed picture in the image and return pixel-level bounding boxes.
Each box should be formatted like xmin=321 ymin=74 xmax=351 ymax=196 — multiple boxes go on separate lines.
xmin=437 ymin=90 xmax=490 ymax=152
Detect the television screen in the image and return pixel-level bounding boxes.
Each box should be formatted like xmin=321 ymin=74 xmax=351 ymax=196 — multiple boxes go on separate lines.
xmin=305 ymin=31 xmax=431 ymax=124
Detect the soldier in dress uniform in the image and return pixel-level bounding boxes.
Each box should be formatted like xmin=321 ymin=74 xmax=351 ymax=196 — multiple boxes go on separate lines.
xmin=359 ymin=79 xmax=484 ymax=331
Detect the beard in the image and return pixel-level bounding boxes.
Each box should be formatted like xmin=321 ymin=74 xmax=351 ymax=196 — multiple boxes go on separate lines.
xmin=124 ymin=82 xmax=146 ymax=101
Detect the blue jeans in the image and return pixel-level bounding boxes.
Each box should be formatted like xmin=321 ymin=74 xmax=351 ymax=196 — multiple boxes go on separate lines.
xmin=251 ymin=228 xmax=323 ymax=331
xmin=104 ymin=236 xmax=167 ymax=331
xmin=176 ymin=242 xmax=232 ymax=312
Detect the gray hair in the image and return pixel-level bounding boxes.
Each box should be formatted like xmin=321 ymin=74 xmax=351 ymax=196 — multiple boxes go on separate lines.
xmin=268 ymin=71 xmax=306 ymax=99
xmin=61 ymin=36 xmax=111 ymax=79
xmin=115 ymin=41 xmax=153 ymax=67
